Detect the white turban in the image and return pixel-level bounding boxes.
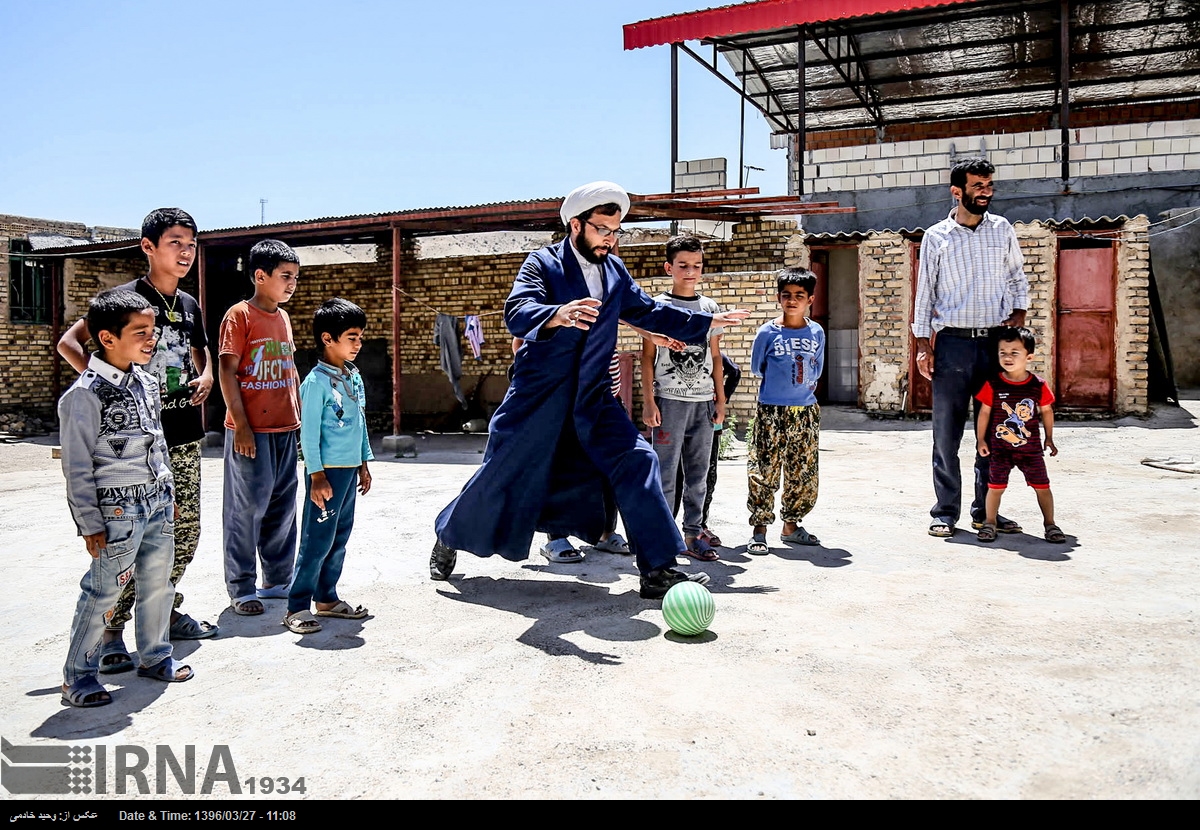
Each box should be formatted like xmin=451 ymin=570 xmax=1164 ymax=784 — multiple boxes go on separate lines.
xmin=559 ymin=181 xmax=630 ymax=227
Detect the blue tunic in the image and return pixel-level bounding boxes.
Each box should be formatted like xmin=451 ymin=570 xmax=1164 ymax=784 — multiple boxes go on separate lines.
xmin=434 ymin=239 xmax=714 ymax=574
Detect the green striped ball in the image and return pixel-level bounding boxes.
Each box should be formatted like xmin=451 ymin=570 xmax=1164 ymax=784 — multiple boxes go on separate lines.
xmin=662 ymin=581 xmax=715 ymax=636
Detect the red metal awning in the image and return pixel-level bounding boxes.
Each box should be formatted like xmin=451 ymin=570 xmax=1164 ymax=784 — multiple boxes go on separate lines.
xmin=623 ymin=0 xmax=979 ymax=50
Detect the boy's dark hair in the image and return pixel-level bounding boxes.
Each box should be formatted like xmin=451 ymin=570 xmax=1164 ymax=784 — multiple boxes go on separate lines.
xmin=313 ymin=297 xmax=367 ymax=348
xmin=777 ymin=267 xmax=817 ymax=295
xmin=575 ymin=202 xmax=622 ymax=225
xmin=141 ymin=208 xmax=197 ymax=246
xmin=665 ymin=235 xmax=703 ymax=264
xmin=249 ymin=239 xmax=300 ymax=279
xmin=950 ymin=157 xmax=996 ymax=189
xmin=997 ymin=325 xmax=1036 ymax=354
xmin=87 ymin=289 xmax=152 ymax=349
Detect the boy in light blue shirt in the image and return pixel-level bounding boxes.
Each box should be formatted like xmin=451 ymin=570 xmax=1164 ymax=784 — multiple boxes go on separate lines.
xmin=284 ymin=298 xmax=373 ymax=634
xmin=746 ymin=268 xmax=826 ymax=555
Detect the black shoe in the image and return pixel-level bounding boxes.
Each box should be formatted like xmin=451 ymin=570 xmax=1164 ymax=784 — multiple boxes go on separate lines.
xmin=639 ymin=567 xmax=710 ymax=600
xmin=430 ymin=541 xmax=457 ymax=581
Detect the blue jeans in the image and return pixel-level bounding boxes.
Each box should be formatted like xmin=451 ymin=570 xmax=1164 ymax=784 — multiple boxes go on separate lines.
xmin=64 ymin=487 xmax=174 ymax=685
xmin=288 ymin=467 xmax=358 ymax=614
xmin=222 ymin=430 xmax=299 ymax=601
xmin=930 ymin=333 xmax=996 ymax=527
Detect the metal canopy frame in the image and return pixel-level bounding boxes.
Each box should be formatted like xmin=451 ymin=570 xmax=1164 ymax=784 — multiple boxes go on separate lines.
xmin=629 ymin=0 xmax=1200 ymax=192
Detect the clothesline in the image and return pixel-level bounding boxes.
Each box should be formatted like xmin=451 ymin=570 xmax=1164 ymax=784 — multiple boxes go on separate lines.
xmin=393 ymin=286 xmax=504 ymax=318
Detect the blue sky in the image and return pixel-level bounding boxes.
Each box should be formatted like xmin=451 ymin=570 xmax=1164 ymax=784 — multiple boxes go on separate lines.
xmin=1 ymin=0 xmax=787 ymax=231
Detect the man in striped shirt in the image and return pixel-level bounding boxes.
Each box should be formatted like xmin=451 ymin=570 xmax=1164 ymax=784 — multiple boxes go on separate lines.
xmin=912 ymin=157 xmax=1029 ymax=538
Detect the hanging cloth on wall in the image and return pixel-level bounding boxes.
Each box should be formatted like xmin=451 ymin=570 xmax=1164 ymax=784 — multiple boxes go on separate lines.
xmin=434 ymin=313 xmax=468 ymax=408
xmin=464 ymin=315 xmax=485 ymax=359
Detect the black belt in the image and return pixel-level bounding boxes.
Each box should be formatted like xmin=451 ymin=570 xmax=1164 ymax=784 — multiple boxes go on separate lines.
xmin=939 ymin=326 xmax=998 ymax=339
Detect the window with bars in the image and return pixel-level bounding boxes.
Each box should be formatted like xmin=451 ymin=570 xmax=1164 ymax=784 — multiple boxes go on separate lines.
xmin=8 ymin=240 xmax=56 ymax=324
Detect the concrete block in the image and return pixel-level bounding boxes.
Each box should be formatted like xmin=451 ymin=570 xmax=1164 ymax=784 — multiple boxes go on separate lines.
xmin=1097 ymin=160 xmax=1115 ymax=175
xmin=917 ymin=155 xmax=932 ymax=170
xmin=1147 ymin=155 xmax=1166 ymax=171
xmin=1096 ymin=126 xmax=1114 ymax=142
xmin=1119 ymin=142 xmax=1138 ymax=157
xmin=865 ymin=144 xmax=881 ymax=159
xmin=1165 ymin=155 xmax=1184 ymax=171
xmin=1184 ymin=154 xmax=1200 ymax=169
xmin=1102 ymin=143 xmax=1120 ymax=158
xmin=924 ymin=139 xmax=942 ymax=154
xmin=924 ymin=170 xmax=941 ymax=186
xmin=1038 ymin=146 xmax=1056 ymax=163
xmin=1152 ymin=139 xmax=1171 ymax=155
xmin=830 ymin=162 xmax=847 ymax=177
xmin=1014 ymin=164 xmax=1031 ymax=179
xmin=1080 ymin=160 xmax=1098 ymax=177
xmin=1084 ymin=143 xmax=1104 ymax=160
xmin=1113 ymin=124 xmax=1132 ymax=140
xmin=382 ymin=434 xmax=418 ymax=458
xmin=1147 ymin=122 xmax=1166 ymax=137
xmin=902 ymin=156 xmax=917 ymax=171
xmin=855 ymin=175 xmax=872 ymax=190
xmin=1129 ymin=122 xmax=1149 ymax=139
xmin=996 ymin=133 xmax=1014 ymax=149
xmin=1077 ymin=127 xmax=1097 ymax=143
xmin=1172 ymin=138 xmax=1191 ymax=154
xmin=1011 ymin=132 xmax=1031 ymax=148
xmin=1131 ymin=156 xmax=1150 ymax=173
xmin=1164 ymin=120 xmax=1186 ymax=136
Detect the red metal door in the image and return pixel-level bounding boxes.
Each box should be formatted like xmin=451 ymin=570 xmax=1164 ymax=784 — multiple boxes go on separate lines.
xmin=1056 ymin=245 xmax=1115 ymax=409
xmin=908 ymin=241 xmax=932 ymax=412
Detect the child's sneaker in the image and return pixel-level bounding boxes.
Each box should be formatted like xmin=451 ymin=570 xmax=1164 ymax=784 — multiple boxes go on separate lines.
xmin=430 ymin=540 xmax=457 ymax=581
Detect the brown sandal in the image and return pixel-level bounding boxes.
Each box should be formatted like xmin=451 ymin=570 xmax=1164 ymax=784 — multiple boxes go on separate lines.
xmin=977 ymin=523 xmax=998 ymax=542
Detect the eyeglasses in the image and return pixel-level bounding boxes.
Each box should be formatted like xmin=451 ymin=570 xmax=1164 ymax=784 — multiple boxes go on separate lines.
xmin=585 ymin=220 xmax=627 ymax=240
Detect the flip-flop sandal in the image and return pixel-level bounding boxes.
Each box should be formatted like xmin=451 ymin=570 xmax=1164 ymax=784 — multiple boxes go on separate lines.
xmin=540 ymin=538 xmax=583 ymax=564
xmin=231 ymin=596 xmax=265 ymax=616
xmin=169 ymin=613 xmax=219 ymax=640
xmin=98 ymin=638 xmax=134 ymax=674
xmin=747 ymin=533 xmax=769 ymax=555
xmin=282 ymin=610 xmax=322 ymax=634
xmin=781 ymin=527 xmax=821 ymax=546
xmin=1044 ymin=524 xmax=1067 ymax=543
xmin=972 ymin=518 xmax=1023 ymax=534
xmin=928 ymin=522 xmax=955 ymax=537
xmin=978 ymin=522 xmax=998 ymax=542
xmin=256 ymin=584 xmax=290 ymax=599
xmin=684 ymin=537 xmax=720 ymax=561
xmin=315 ymin=601 xmax=368 ymax=619
xmin=62 ymin=676 xmax=112 ymax=708
xmin=591 ymin=534 xmax=631 ymax=554
xmin=137 ymin=656 xmax=194 ymax=683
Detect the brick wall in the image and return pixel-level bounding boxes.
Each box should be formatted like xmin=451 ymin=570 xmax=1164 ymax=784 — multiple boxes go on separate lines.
xmin=857 ymin=232 xmax=911 ymax=412
xmin=0 ymin=215 xmax=136 ymax=414
xmin=1115 ymin=216 xmax=1152 ymax=414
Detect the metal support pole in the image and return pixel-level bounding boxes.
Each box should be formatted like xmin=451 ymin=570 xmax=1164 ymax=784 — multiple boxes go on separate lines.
xmin=391 ymin=225 xmax=404 ymax=436
xmin=671 ymin=42 xmax=680 ymax=194
xmin=797 ymin=27 xmax=807 ymax=196
xmin=196 ymin=242 xmax=207 ymax=430
xmin=1059 ymin=0 xmax=1071 ymax=185
xmin=739 ymin=49 xmax=747 ymax=189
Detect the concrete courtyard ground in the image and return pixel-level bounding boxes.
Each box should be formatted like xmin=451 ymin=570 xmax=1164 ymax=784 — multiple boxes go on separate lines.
xmin=2 ymin=398 xmax=1198 ymax=799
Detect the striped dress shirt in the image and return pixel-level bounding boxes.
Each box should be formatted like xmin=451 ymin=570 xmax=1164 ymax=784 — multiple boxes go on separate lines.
xmin=911 ymin=210 xmax=1029 ymax=339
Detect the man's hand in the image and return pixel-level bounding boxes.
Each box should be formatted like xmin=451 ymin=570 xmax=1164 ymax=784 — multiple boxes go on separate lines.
xmin=310 ymin=471 xmax=333 ymax=509
xmin=647 ymin=333 xmax=685 ymax=352
xmin=358 ymin=463 xmax=372 ymax=495
xmin=188 ymin=372 xmax=213 ymax=406
xmin=643 ymin=399 xmax=661 ymax=428
xmin=84 ymin=532 xmax=106 ymax=559
xmin=712 ymin=309 xmax=750 ymax=328
xmin=233 ymin=424 xmax=256 ymax=458
xmin=1002 ymin=309 xmax=1027 ymax=328
xmin=916 ymin=337 xmax=934 ymax=380
xmin=548 ymin=298 xmax=602 ymax=331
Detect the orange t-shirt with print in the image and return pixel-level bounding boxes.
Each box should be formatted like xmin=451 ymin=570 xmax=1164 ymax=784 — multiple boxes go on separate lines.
xmin=219 ymin=300 xmax=301 ymax=432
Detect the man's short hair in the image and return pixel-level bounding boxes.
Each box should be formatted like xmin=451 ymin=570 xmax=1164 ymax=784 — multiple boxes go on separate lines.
xmin=313 ymin=297 xmax=367 ymax=348
xmin=997 ymin=325 xmax=1036 ymax=353
xmin=248 ymin=239 xmax=300 ymax=278
xmin=950 ymin=157 xmax=995 ymax=189
xmin=777 ymin=267 xmax=817 ymax=295
xmin=87 ymin=289 xmax=152 ymax=347
xmin=575 ymin=202 xmax=622 ymax=225
xmin=665 ymin=235 xmax=703 ymax=263
xmin=141 ymin=208 xmax=197 ymax=245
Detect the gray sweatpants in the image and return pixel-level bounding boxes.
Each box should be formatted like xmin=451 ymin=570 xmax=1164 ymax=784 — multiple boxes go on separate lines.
xmin=650 ymin=397 xmax=715 ymax=537
xmin=222 ymin=430 xmax=299 ymax=601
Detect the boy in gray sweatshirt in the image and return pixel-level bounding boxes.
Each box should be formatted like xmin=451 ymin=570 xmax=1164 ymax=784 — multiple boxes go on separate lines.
xmin=58 ymin=289 xmax=193 ymax=707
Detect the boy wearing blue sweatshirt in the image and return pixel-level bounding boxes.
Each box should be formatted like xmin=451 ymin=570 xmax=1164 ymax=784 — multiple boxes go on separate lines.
xmin=284 ymin=298 xmax=373 ymax=634
xmin=746 ymin=268 xmax=825 ymax=555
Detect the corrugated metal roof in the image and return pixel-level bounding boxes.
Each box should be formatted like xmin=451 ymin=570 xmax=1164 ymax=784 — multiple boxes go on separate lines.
xmin=625 ymin=0 xmax=1200 ymax=134
xmin=624 ymin=0 xmax=976 ymax=50
xmin=804 ymin=214 xmax=1140 ymax=238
